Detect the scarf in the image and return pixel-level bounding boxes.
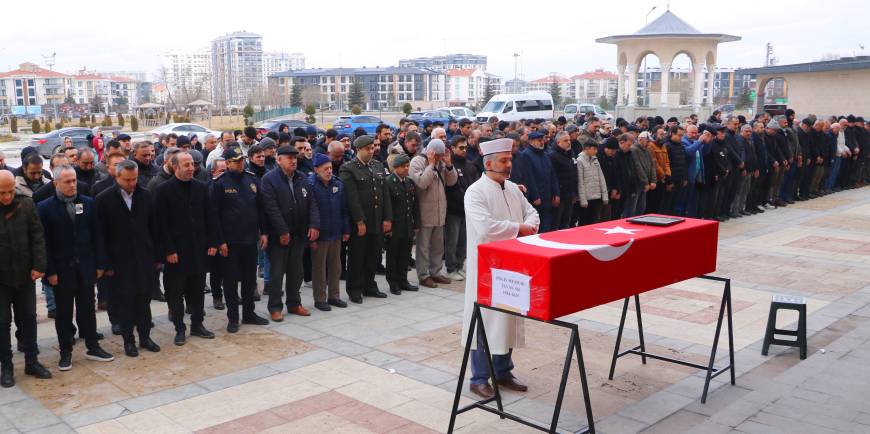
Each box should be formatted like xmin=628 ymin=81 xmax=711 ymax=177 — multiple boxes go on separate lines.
xmin=56 ymin=190 xmax=77 ymax=221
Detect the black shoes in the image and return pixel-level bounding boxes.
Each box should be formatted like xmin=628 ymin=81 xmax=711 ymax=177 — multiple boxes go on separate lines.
xmin=24 ymin=361 xmax=51 ymax=379
xmin=350 ymin=295 xmax=363 ymax=304
xmin=213 ymin=297 xmax=225 ymax=310
xmin=152 ymin=290 xmax=166 ymax=302
xmin=111 ymin=324 xmax=123 ymax=335
xmin=327 ymin=298 xmax=347 ymax=308
xmin=190 ymin=324 xmax=215 ymax=339
xmin=140 ymin=338 xmax=161 ymax=352
xmin=1 ymin=364 xmax=13 ymax=388
xmin=242 ymin=314 xmax=270 ymax=326
xmin=124 ymin=343 xmax=139 ymax=357
xmin=94 ymin=332 xmax=105 ymax=341
xmin=364 ymin=290 xmax=388 ymax=299
xmin=85 ymin=346 xmax=114 ymax=362
xmin=389 ymin=283 xmax=402 ymax=295
xmin=402 ymin=281 xmax=419 ymax=292
xmin=314 ymin=302 xmax=332 ymax=311
xmin=47 ymin=309 xmax=56 ymax=319
xmin=174 ymin=330 xmax=186 ymax=346
xmin=58 ymin=353 xmax=72 ymax=371
xmin=226 ymin=322 xmax=240 ymax=333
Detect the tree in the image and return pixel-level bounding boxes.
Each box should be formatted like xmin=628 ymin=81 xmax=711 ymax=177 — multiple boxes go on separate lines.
xmin=304 ymin=104 xmax=317 ymax=124
xmin=301 ymin=85 xmax=321 ymax=109
xmin=735 ymin=87 xmax=753 ymax=110
xmin=401 ymin=102 xmax=413 ymax=115
xmin=90 ymin=95 xmax=104 ymax=114
xmin=117 ymin=113 xmax=125 ymax=128
xmin=243 ymin=104 xmax=255 ymax=126
xmin=351 ymin=105 xmax=362 ymax=115
xmin=79 ymin=116 xmax=87 ymax=127
xmin=64 ymin=92 xmax=76 ymax=104
xmin=9 ymin=117 xmax=16 ymax=133
xmin=597 ymin=95 xmax=610 ymax=110
xmin=348 ymin=79 xmax=365 ymax=109
xmin=549 ymin=82 xmax=562 ymax=108
xmin=31 ymin=119 xmax=41 ymax=134
xmin=482 ymin=82 xmax=496 ymax=107
xmin=130 ymin=116 xmax=139 ymax=132
xmin=43 ymin=119 xmax=52 ymax=133
xmin=290 ymin=84 xmax=303 ymax=107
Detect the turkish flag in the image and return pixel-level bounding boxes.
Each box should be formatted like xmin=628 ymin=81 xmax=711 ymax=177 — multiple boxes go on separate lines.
xmin=477 ymin=216 xmax=718 ymax=321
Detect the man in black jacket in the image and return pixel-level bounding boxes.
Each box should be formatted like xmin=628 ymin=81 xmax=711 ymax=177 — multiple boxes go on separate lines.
xmin=445 ymin=136 xmax=479 ymax=281
xmin=665 ymin=126 xmax=688 ymax=216
xmin=548 ymin=131 xmax=578 ymax=229
xmin=598 ymin=137 xmax=621 ymax=220
xmin=95 ymin=160 xmax=161 ymax=357
xmin=0 ymin=171 xmax=52 ymax=387
xmin=704 ymin=126 xmax=731 ymax=220
xmin=154 ymin=151 xmax=217 ymax=346
xmin=132 ymin=141 xmax=159 ymax=188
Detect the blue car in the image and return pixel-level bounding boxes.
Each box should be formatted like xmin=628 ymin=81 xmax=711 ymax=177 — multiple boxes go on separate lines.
xmin=406 ymin=110 xmax=454 ymax=126
xmin=334 ymin=115 xmax=392 ymax=136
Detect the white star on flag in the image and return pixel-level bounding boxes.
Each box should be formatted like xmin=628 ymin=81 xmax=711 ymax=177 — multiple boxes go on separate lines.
xmin=595 ymin=226 xmax=641 ymax=235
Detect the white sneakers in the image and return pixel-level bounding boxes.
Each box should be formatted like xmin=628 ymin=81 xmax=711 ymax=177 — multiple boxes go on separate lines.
xmin=448 ymin=271 xmax=465 ymax=281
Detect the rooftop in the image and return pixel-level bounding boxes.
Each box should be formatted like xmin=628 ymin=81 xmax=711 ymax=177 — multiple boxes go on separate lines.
xmin=0 ymin=62 xmax=70 ymax=79
xmin=737 ymin=56 xmax=870 ymax=75
xmin=270 ymin=66 xmax=442 ymax=78
xmin=596 ymin=10 xmax=740 ymax=43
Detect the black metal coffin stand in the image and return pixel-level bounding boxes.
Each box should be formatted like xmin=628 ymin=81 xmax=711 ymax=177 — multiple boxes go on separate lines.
xmin=607 ymin=275 xmax=736 ymax=403
xmin=447 ymin=303 xmax=595 ymax=434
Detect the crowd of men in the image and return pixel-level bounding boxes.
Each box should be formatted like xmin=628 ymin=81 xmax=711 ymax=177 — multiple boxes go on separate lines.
xmin=1 ymin=107 xmax=868 ymax=389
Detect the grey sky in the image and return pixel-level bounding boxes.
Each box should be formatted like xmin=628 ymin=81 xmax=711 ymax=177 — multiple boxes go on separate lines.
xmin=1 ymin=0 xmax=866 ymax=80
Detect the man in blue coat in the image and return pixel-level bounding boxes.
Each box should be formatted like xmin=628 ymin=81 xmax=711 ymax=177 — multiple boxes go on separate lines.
xmin=520 ymin=132 xmax=560 ymax=232
xmin=261 ymin=146 xmax=320 ymax=321
xmin=38 ymin=165 xmax=114 ymax=371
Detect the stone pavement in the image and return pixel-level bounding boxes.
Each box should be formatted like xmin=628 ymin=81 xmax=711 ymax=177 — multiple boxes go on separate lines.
xmin=2 ymin=186 xmax=870 ymax=433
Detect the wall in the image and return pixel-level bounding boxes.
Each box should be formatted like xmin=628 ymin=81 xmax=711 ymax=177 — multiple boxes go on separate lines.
xmin=759 ymin=69 xmax=870 ymax=117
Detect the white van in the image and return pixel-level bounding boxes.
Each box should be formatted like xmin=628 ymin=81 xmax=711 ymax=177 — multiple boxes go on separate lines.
xmin=476 ymin=92 xmax=555 ymax=122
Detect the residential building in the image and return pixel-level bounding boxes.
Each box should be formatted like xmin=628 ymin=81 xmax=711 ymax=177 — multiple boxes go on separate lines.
xmin=109 ymin=76 xmax=139 ymax=107
xmin=571 ymin=70 xmax=618 ymax=104
xmin=445 ymin=69 xmax=502 ymax=106
xmin=162 ymin=48 xmax=212 ymax=103
xmin=73 ymin=70 xmax=112 ymax=111
xmin=262 ymin=51 xmax=305 ymax=83
xmin=269 ymin=66 xmax=446 ymax=111
xmin=151 ymin=83 xmax=169 ymax=105
xmin=399 ymin=54 xmax=487 ymax=72
xmin=504 ymin=78 xmax=528 ymax=94
xmin=211 ymin=31 xmax=263 ymax=107
xmin=0 ymin=62 xmax=72 ymax=115
xmin=526 ymin=75 xmax=572 ymax=103
xmin=634 ymin=66 xmax=756 ymax=106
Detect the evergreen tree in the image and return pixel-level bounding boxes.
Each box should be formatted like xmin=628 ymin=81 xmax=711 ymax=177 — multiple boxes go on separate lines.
xmin=290 ymin=84 xmax=303 ymax=107
xmin=348 ymin=79 xmax=365 ymax=109
xmin=549 ymin=82 xmax=562 ymax=108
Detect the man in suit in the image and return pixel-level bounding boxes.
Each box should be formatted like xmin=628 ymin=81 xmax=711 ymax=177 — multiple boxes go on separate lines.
xmin=154 ymin=151 xmax=217 ymax=346
xmin=37 ymin=165 xmax=114 ymax=371
xmin=261 ymin=146 xmax=320 ymax=321
xmin=95 ymin=160 xmax=161 ymax=357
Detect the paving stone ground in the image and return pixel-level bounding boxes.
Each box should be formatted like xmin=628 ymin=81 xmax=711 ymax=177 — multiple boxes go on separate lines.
xmin=3 ymin=186 xmax=870 ymax=433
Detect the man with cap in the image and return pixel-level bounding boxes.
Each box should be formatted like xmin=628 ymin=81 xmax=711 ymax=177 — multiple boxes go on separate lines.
xmin=408 ymin=138 xmax=457 ymax=288
xmin=307 ymin=154 xmax=350 ymax=310
xmin=519 ymin=131 xmax=559 ymax=232
xmin=209 ymin=147 xmax=270 ymax=332
xmin=461 ymin=137 xmax=539 ymax=399
xmin=385 ymin=153 xmax=420 ymax=295
xmin=261 ymin=145 xmax=320 ymax=320
xmin=340 ymin=135 xmax=392 ymax=303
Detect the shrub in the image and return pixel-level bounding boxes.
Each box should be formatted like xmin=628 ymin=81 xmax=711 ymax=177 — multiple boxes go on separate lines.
xmin=43 ymin=120 xmax=53 ymax=133
xmin=130 ymin=116 xmax=139 ymax=131
xmin=55 ymin=122 xmax=63 ymax=130
xmin=401 ymin=102 xmax=412 ymax=115
xmin=351 ymin=105 xmax=362 ymax=115
xmin=31 ymin=119 xmax=41 ymax=134
xmin=117 ymin=113 xmax=124 ymax=127
xmin=10 ymin=116 xmax=17 ymax=133
xmin=79 ymin=116 xmax=87 ymax=126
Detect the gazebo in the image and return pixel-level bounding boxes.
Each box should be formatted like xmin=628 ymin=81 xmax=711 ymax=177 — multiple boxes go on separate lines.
xmin=596 ymin=10 xmax=740 ymax=118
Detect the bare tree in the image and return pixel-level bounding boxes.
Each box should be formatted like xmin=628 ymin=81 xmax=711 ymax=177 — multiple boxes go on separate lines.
xmin=301 ymin=85 xmax=322 ymax=109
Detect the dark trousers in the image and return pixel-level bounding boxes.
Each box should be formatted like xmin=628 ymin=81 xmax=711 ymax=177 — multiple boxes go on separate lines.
xmin=553 ymin=197 xmax=575 ymax=229
xmin=303 ymin=246 xmax=312 ymax=283
xmin=55 ymin=271 xmax=98 ymax=353
xmin=647 ymin=183 xmax=664 ymax=213
xmin=470 ymin=330 xmax=514 ymax=385
xmin=703 ymin=181 xmax=724 ymax=219
xmin=0 ymin=283 xmax=38 ymax=364
xmin=117 ymin=284 xmax=152 ymax=345
xmin=385 ymin=234 xmax=412 ymax=286
xmin=347 ymin=231 xmax=381 ymax=297
xmin=208 ymin=254 xmax=224 ymax=299
xmin=720 ymin=171 xmax=738 ymax=216
xmin=534 ymin=205 xmax=553 ymax=233
xmin=267 ymin=239 xmax=305 ymax=312
xmin=602 ymin=198 xmax=619 ymax=221
xmin=163 ymin=267 xmax=205 ymax=332
xmin=100 ymin=275 xmax=121 ymax=326
xmin=224 ymin=243 xmax=258 ymax=323
xmin=798 ymin=163 xmax=812 ymax=198
xmin=578 ymin=199 xmax=603 ymax=225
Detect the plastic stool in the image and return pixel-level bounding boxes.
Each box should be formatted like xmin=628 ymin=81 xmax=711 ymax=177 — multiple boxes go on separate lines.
xmin=762 ymin=294 xmax=807 ymax=359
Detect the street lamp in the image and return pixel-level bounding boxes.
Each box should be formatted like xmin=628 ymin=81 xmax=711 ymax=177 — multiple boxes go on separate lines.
xmin=642 ymin=6 xmax=657 ymax=106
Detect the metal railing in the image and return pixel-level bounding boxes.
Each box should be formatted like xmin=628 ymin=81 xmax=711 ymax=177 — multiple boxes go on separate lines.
xmin=252 ymin=107 xmax=300 ymax=123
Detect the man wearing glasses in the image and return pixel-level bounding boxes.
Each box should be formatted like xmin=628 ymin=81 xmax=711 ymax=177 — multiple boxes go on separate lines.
xmin=445 ymin=136 xmax=480 ymax=282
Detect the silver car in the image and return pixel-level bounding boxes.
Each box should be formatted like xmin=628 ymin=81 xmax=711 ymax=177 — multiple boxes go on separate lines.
xmin=147 ymin=123 xmax=219 ymax=143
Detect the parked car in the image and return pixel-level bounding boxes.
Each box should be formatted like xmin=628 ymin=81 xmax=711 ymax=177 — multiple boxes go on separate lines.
xmin=476 ymin=92 xmax=554 ymax=122
xmin=575 ymin=104 xmax=613 ymax=123
xmin=256 ymin=119 xmax=325 ymax=139
xmin=32 ymin=127 xmax=94 ymax=158
xmin=329 ymin=116 xmax=352 ymax=130
xmin=334 ymin=115 xmax=392 ymax=135
xmin=406 ymin=111 xmax=454 ymax=126
xmin=437 ymin=107 xmax=476 ymax=120
xmin=147 ymin=123 xmax=219 ymax=143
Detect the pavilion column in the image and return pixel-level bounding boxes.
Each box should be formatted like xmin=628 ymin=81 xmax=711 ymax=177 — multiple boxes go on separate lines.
xmin=706 ymin=64 xmax=716 ymax=106
xmin=626 ymin=64 xmax=639 ymax=107
xmin=692 ymin=63 xmax=705 ymax=112
xmin=659 ymin=63 xmax=671 ymax=107
xmin=616 ymin=64 xmax=626 ymax=107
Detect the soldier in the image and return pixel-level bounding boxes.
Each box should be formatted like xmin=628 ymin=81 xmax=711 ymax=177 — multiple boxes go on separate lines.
xmin=385 ymin=154 xmax=420 ymax=295
xmin=340 ymin=136 xmax=392 ymax=304
xmin=209 ymin=148 xmax=270 ymax=332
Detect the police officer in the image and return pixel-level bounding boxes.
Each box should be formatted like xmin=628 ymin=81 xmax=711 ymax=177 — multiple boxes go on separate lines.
xmin=340 ymin=136 xmax=392 ymax=304
xmin=385 ymin=154 xmax=420 ymax=295
xmin=209 ymin=148 xmax=271 ymax=332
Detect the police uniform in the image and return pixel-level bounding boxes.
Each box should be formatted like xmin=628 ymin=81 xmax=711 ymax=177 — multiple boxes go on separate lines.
xmin=209 ymin=148 xmax=269 ymax=329
xmin=340 ymin=136 xmax=392 ymax=302
xmin=385 ymin=154 xmax=420 ymax=294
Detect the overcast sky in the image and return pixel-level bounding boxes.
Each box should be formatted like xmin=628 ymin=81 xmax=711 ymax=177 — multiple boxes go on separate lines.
xmin=1 ymin=0 xmax=867 ymax=81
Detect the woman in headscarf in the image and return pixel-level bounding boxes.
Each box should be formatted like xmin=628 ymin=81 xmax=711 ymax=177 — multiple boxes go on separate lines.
xmin=92 ymin=136 xmax=105 ymax=162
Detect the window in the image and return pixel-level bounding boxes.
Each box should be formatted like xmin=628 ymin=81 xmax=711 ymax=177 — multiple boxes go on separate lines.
xmin=516 ymin=99 xmax=540 ymax=112
xmin=502 ymin=101 xmax=513 ymax=113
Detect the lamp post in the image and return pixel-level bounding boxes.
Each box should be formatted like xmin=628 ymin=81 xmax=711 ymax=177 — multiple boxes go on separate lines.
xmin=642 ymin=6 xmax=657 ymax=106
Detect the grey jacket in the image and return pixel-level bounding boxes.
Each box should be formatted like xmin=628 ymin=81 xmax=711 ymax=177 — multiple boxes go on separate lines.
xmin=631 ymin=143 xmax=656 ymax=186
xmin=576 ymin=152 xmax=609 ymax=206
xmin=408 ymin=154 xmax=458 ymax=227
